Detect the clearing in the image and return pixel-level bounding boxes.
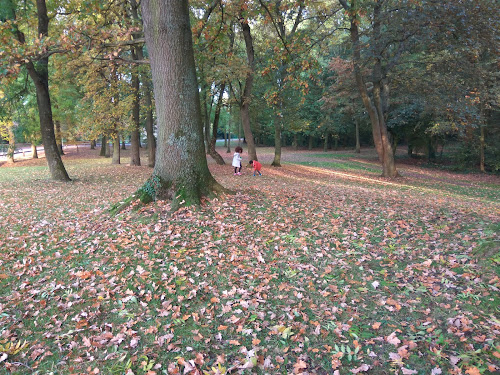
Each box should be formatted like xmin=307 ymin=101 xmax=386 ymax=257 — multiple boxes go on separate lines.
xmin=0 ymin=146 xmax=499 ymax=374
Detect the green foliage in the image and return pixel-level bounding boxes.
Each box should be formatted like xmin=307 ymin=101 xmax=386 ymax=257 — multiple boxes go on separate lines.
xmin=137 ymin=174 xmax=162 ymax=204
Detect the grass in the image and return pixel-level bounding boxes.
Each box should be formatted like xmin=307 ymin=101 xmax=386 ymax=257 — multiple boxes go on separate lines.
xmin=0 ymin=147 xmax=499 ymax=374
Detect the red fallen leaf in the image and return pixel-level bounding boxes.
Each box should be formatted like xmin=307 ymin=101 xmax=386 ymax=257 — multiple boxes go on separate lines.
xmin=386 ymin=332 xmax=401 ymax=346
xmin=465 ymin=367 xmax=480 ymax=375
xmin=252 ymin=338 xmax=261 ymax=345
xmin=218 ymin=325 xmax=228 ymax=330
xmin=229 ymin=340 xmax=240 ymax=345
xmin=293 ymin=359 xmax=307 ymax=373
xmin=0 ymin=274 xmax=8 ymax=279
xmin=194 ymin=352 xmax=204 ymax=366
xmin=372 ymin=322 xmax=382 ymax=330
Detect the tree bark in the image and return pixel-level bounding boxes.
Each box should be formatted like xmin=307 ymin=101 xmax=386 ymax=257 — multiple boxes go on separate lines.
xmin=323 ymin=133 xmax=328 ymax=152
xmin=271 ymin=114 xmax=282 ymax=166
xmin=130 ymin=61 xmax=141 ymax=166
xmin=5 ymin=0 xmax=70 ymax=180
xmin=90 ymin=139 xmax=96 ymax=150
xmin=129 ymin=0 xmax=156 ymax=167
xmin=105 ymin=138 xmax=111 ymax=158
xmin=7 ymin=124 xmax=15 ymax=163
xmin=239 ymin=16 xmax=257 ymax=162
xmin=354 ymin=115 xmax=361 ymax=153
xmin=479 ymin=124 xmax=485 ymax=173
xmin=112 ymin=135 xmax=121 ymax=164
xmin=208 ymin=84 xmax=226 ymax=165
xmin=141 ymin=0 xmax=226 ymax=209
xmin=100 ymin=136 xmax=107 ymax=156
xmin=32 ymin=143 xmax=38 ymax=158
xmin=144 ymin=79 xmax=156 ymax=167
xmin=121 ymin=138 xmax=126 ymax=150
xmin=340 ymin=0 xmax=398 ymax=177
xmin=55 ymin=120 xmax=64 ymax=155
xmin=308 ymin=135 xmax=313 ymax=150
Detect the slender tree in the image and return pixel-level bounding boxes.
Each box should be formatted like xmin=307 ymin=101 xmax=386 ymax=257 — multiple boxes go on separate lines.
xmin=2 ymin=0 xmax=70 ymax=180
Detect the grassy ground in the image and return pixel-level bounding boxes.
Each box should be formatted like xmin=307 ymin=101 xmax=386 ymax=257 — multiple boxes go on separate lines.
xmin=0 ymin=146 xmax=499 ymax=375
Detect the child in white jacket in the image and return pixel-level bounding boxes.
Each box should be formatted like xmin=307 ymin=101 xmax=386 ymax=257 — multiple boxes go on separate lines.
xmin=232 ymin=146 xmax=243 ymax=175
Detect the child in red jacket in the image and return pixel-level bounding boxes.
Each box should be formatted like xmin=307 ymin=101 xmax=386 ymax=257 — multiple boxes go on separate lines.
xmin=249 ymin=160 xmax=262 ymax=176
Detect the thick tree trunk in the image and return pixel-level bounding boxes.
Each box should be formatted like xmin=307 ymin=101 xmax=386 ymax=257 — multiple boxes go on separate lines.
xmin=105 ymin=138 xmax=111 ymax=158
xmin=90 ymin=139 xmax=96 ymax=149
xmin=55 ymin=120 xmax=64 ymax=155
xmin=112 ymin=135 xmax=120 ymax=164
xmin=239 ymin=16 xmax=257 ymax=162
xmin=208 ymin=84 xmax=226 ymax=165
xmin=100 ymin=136 xmax=107 ymax=156
xmin=141 ymin=0 xmax=226 ymax=209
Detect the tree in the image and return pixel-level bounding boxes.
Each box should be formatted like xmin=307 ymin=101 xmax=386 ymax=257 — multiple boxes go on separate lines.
xmin=1 ymin=0 xmax=70 ymax=180
xmin=338 ymin=0 xmax=400 ymax=177
xmin=140 ymin=0 xmax=226 ymax=209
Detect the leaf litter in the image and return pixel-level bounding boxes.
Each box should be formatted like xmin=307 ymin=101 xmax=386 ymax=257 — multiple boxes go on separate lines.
xmin=0 ymin=149 xmax=499 ymax=374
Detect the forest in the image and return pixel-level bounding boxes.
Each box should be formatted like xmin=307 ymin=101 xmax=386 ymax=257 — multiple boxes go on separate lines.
xmin=0 ymin=0 xmax=499 ymax=374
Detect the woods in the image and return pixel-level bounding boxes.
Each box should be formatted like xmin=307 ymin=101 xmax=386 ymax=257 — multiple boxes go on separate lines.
xmin=1 ymin=0 xmax=498 ymax=184
xmin=0 ymin=0 xmax=499 ymax=374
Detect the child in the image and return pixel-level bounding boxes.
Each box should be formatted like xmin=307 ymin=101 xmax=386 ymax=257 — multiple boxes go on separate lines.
xmin=232 ymin=146 xmax=243 ymax=175
xmin=249 ymin=160 xmax=262 ymax=176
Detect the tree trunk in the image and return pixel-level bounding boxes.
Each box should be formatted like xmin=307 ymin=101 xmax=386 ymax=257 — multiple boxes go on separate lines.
xmin=354 ymin=116 xmax=360 ymax=153
xmin=55 ymin=120 xmax=64 ymax=155
xmin=100 ymin=136 xmax=107 ymax=156
xmin=208 ymin=84 xmax=226 ymax=165
xmin=308 ymin=135 xmax=313 ymax=150
xmin=323 ymin=133 xmax=328 ymax=152
xmin=239 ymin=16 xmax=257 ymax=162
xmin=5 ymin=0 xmax=70 ymax=180
xmin=105 ymin=138 xmax=111 ymax=158
xmin=7 ymin=124 xmax=15 ymax=163
xmin=27 ymin=61 xmax=70 ymax=180
xmin=129 ymin=0 xmax=156 ymax=167
xmin=272 ymin=110 xmax=282 ymax=167
xmin=342 ymin=0 xmax=398 ymax=177
xmin=130 ymin=63 xmax=141 ymax=166
xmin=141 ymin=0 xmax=226 ymax=209
xmin=479 ymin=125 xmax=485 ymax=173
xmin=144 ymin=79 xmax=156 ymax=167
xmin=90 ymin=139 xmax=96 ymax=149
xmin=32 ymin=143 xmax=38 ymax=158
xmin=293 ymin=133 xmax=298 ymax=150
xmin=112 ymin=134 xmax=121 ymax=164
xmin=203 ymin=84 xmax=211 ymax=154
xmin=121 ymin=138 xmax=126 ymax=150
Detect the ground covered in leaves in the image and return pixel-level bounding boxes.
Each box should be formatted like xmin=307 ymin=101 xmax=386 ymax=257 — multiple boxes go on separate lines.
xmin=0 ymin=147 xmax=499 ymax=375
